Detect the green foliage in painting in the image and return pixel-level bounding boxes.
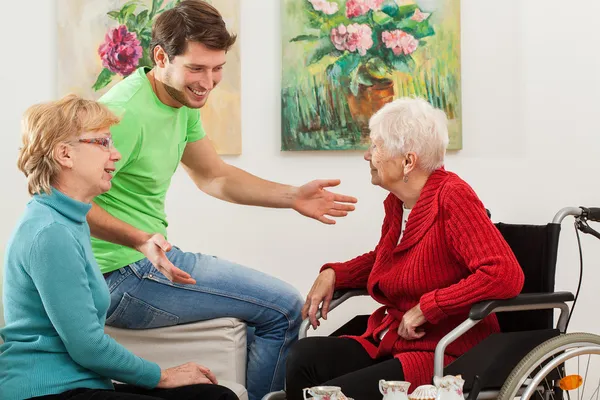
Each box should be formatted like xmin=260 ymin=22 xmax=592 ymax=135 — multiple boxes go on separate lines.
xmin=289 ymin=0 xmax=436 ymax=86
xmin=281 ymin=0 xmax=462 ymax=151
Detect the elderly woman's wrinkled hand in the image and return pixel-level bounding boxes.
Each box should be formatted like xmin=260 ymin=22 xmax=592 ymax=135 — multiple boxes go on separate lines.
xmin=302 ymin=269 xmax=336 ymax=329
xmin=397 ymin=304 xmax=427 ymax=340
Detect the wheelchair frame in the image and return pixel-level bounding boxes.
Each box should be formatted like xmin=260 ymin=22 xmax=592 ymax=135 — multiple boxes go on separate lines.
xmin=264 ymin=206 xmax=600 ymax=400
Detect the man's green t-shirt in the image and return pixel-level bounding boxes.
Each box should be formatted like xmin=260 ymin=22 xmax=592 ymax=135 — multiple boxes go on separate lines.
xmin=92 ymin=67 xmax=206 ymax=273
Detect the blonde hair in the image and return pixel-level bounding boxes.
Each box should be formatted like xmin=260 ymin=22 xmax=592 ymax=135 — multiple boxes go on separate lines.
xmin=369 ymin=97 xmax=449 ymax=172
xmin=17 ymin=94 xmax=120 ymax=195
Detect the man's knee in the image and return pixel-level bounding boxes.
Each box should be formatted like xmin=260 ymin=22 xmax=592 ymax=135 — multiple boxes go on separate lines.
xmin=289 ymin=291 xmax=303 ymax=322
xmin=276 ymin=285 xmax=304 ymax=327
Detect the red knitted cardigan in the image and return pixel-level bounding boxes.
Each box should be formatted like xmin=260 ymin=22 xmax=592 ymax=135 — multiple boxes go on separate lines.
xmin=321 ymin=168 xmax=524 ymax=390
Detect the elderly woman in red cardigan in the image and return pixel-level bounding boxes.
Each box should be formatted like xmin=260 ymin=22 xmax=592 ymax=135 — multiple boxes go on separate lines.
xmin=285 ymin=97 xmax=525 ymax=400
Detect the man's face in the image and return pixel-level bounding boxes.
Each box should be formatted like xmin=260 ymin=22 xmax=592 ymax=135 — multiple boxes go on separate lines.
xmin=160 ymin=41 xmax=227 ymax=109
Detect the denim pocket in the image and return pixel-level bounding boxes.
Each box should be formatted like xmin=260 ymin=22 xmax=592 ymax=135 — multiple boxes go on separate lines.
xmin=105 ymin=267 xmax=133 ymax=293
xmin=105 ymin=292 xmax=179 ymax=329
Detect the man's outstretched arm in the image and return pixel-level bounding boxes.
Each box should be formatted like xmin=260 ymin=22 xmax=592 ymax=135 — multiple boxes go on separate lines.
xmin=180 ymin=138 xmax=358 ymax=224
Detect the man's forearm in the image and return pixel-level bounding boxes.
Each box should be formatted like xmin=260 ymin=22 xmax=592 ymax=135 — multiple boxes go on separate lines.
xmin=198 ymin=164 xmax=299 ymax=208
xmin=87 ymin=202 xmax=150 ymax=250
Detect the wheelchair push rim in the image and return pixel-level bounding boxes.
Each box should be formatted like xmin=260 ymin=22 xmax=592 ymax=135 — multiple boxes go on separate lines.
xmin=498 ymin=333 xmax=600 ymax=400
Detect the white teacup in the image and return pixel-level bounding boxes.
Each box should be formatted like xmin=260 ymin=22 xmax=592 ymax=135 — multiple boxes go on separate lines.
xmin=303 ymin=386 xmax=346 ymax=400
xmin=379 ymin=380 xmax=411 ymax=400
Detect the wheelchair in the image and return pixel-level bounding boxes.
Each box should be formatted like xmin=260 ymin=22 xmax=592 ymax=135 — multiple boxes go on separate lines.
xmin=263 ymin=206 xmax=600 ymax=400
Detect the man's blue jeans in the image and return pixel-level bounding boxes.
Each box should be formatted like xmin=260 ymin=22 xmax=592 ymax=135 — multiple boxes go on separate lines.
xmin=104 ymin=246 xmax=304 ymax=400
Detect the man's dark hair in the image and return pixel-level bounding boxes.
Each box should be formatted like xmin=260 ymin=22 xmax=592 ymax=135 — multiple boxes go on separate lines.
xmin=150 ymin=0 xmax=237 ymax=63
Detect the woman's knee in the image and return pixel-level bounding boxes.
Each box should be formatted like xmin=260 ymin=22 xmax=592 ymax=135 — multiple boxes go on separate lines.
xmin=216 ymin=386 xmax=239 ymax=400
xmin=286 ymin=337 xmax=325 ymax=375
xmin=171 ymin=383 xmax=238 ymax=400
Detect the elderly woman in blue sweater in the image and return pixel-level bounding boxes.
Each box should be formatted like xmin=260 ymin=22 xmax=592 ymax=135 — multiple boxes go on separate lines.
xmin=0 ymin=94 xmax=237 ymax=400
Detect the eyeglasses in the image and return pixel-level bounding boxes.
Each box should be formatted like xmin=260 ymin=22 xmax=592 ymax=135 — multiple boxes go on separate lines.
xmin=78 ymin=137 xmax=114 ymax=149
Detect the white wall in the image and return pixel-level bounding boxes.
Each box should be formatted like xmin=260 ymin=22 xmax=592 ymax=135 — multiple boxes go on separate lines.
xmin=1 ymin=0 xmax=599 ymax=339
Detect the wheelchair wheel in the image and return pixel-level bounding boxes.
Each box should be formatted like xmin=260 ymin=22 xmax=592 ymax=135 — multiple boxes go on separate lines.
xmin=498 ymin=332 xmax=600 ymax=400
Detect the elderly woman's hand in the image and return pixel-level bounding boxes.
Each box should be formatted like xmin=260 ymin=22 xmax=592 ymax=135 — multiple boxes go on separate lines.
xmin=397 ymin=304 xmax=427 ymax=340
xmin=302 ymin=269 xmax=336 ymax=329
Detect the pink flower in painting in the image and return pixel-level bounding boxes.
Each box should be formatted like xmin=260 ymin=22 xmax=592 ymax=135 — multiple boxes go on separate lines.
xmin=411 ymin=8 xmax=431 ymax=22
xmin=98 ymin=25 xmax=143 ymax=76
xmin=345 ymin=24 xmax=373 ymax=55
xmin=309 ymin=0 xmax=339 ymax=14
xmin=345 ymin=0 xmax=384 ymax=18
xmin=382 ymin=29 xmax=419 ymax=55
xmin=366 ymin=0 xmax=385 ymax=10
xmin=331 ymin=24 xmax=349 ymax=51
xmin=330 ymin=23 xmax=373 ymax=56
xmin=345 ymin=0 xmax=369 ymax=18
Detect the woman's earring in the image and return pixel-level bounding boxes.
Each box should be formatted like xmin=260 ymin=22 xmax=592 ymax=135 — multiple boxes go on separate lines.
xmin=403 ymin=175 xmax=409 ymax=183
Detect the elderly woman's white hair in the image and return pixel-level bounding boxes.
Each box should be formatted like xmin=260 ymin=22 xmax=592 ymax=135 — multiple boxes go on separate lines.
xmin=368 ymin=97 xmax=449 ymax=172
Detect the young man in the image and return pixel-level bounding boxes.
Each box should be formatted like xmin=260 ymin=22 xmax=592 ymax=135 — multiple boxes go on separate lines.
xmin=90 ymin=2 xmax=357 ymax=400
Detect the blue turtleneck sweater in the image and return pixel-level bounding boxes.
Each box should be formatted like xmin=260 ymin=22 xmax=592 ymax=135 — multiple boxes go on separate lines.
xmin=0 ymin=188 xmax=161 ymax=400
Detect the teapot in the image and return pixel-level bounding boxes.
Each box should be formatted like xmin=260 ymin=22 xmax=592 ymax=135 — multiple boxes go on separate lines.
xmin=434 ymin=375 xmax=465 ymax=400
xmin=303 ymin=386 xmax=348 ymax=400
xmin=379 ymin=380 xmax=411 ymax=400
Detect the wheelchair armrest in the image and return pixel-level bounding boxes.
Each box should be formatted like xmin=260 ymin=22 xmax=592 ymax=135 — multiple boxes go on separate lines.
xmin=332 ymin=288 xmax=369 ymax=301
xmin=299 ymin=289 xmax=369 ymax=340
xmin=434 ymin=291 xmax=574 ymax=378
xmin=469 ymin=291 xmax=575 ymax=320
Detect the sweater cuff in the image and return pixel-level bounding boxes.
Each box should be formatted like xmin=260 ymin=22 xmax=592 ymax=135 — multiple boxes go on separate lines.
xmin=419 ymin=290 xmax=447 ymax=324
xmin=136 ymin=360 xmax=162 ymax=389
xmin=320 ymin=263 xmax=354 ymax=289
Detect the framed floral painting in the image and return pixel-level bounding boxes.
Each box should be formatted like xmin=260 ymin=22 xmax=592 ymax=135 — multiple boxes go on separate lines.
xmin=57 ymin=0 xmax=242 ymax=155
xmin=281 ymin=0 xmax=462 ymax=151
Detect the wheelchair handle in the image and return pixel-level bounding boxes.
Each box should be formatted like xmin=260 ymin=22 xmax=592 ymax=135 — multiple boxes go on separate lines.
xmin=581 ymin=207 xmax=600 ymax=223
xmin=553 ymin=206 xmax=600 ymax=224
xmin=553 ymin=207 xmax=583 ymax=224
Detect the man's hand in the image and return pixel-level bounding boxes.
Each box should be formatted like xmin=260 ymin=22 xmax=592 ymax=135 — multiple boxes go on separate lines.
xmin=135 ymin=234 xmax=196 ymax=285
xmin=397 ymin=304 xmax=427 ymax=340
xmin=302 ymin=269 xmax=336 ymax=329
xmin=292 ymin=179 xmax=357 ymax=225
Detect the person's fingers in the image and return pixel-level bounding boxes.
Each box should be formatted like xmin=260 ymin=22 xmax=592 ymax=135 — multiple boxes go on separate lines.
xmin=316 ymin=179 xmax=341 ymax=188
xmin=331 ymin=193 xmax=358 ymax=204
xmin=322 ymin=295 xmax=332 ymax=320
xmin=170 ymin=265 xmax=196 ymax=284
xmin=152 ymin=234 xmax=172 ymax=252
xmin=308 ymin=299 xmax=320 ymax=329
xmin=402 ymin=327 xmax=409 ymax=340
xmin=198 ymin=366 xmax=218 ymax=384
xmin=158 ymin=264 xmax=173 ymax=281
xmin=172 ymin=274 xmax=197 ymax=285
xmin=301 ymin=299 xmax=310 ymax=320
xmin=196 ymin=375 xmax=213 ymax=385
xmin=332 ymin=202 xmax=356 ymax=211
xmin=325 ymin=210 xmax=348 ymax=218
xmin=397 ymin=321 xmax=405 ymax=338
xmin=318 ymin=215 xmax=336 ymax=225
xmin=406 ymin=325 xmax=426 ymax=340
xmin=156 ymin=258 xmax=194 ymax=284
